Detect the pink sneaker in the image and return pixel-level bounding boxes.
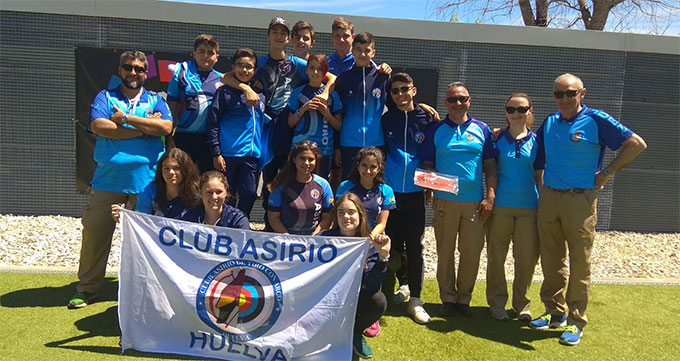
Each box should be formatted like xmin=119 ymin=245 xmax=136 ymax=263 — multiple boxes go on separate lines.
xmin=363 ymin=321 xmax=380 ymax=337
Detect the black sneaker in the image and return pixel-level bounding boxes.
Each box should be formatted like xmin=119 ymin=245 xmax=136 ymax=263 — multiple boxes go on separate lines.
xmin=67 ymin=291 xmax=98 ymax=309
xmin=455 ymin=303 xmax=473 ymax=317
xmin=440 ymin=302 xmax=456 ymax=317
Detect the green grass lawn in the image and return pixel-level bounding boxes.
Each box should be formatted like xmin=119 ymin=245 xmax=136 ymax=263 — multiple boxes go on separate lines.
xmin=1 ymin=272 xmax=678 ymax=360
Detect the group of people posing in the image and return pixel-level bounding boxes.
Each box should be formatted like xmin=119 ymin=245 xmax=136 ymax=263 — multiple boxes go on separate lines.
xmin=68 ymin=13 xmax=647 ymax=359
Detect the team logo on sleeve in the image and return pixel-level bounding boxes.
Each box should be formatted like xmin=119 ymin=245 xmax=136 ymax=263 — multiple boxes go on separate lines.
xmin=310 ymin=189 xmax=321 ymax=200
xmin=372 ymin=88 xmax=381 ymax=98
xmin=571 ymin=130 xmax=584 ymax=142
xmin=196 ymin=260 xmax=283 ymax=341
xmin=415 ymin=132 xmax=425 ymax=143
xmin=389 ymin=197 xmax=395 ymax=203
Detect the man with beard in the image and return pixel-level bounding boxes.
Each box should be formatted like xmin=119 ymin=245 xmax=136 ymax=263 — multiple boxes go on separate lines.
xmin=68 ymin=51 xmax=173 ymax=309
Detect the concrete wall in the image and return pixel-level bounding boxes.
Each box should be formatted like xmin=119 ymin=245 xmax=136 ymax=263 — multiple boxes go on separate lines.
xmin=1 ymin=0 xmax=678 ymax=232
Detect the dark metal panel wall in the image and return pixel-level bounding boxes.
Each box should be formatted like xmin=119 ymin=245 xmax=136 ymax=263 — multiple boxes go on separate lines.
xmin=1 ymin=10 xmax=678 ymax=232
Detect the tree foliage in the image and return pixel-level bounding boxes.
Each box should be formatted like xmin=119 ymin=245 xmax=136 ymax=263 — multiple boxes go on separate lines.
xmin=429 ymin=0 xmax=680 ymax=34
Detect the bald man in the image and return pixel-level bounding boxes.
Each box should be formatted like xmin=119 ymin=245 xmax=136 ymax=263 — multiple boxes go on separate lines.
xmin=531 ymin=73 xmax=646 ymax=346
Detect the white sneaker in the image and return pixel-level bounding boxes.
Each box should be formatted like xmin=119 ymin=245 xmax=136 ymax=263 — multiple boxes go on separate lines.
xmin=407 ymin=299 xmax=431 ymax=324
xmin=392 ymin=285 xmax=410 ymax=305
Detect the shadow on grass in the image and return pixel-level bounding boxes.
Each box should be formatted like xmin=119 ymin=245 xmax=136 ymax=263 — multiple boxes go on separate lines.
xmin=386 ymin=302 xmax=560 ymax=350
xmin=45 ymin=305 xmax=203 ymax=360
xmin=45 ymin=305 xmax=121 ymax=353
xmin=1 ymin=277 xmax=118 ymax=308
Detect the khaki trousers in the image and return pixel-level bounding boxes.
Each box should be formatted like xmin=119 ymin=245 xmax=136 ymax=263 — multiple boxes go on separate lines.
xmin=537 ymin=186 xmax=597 ymax=329
xmin=77 ymin=189 xmax=137 ymax=293
xmin=432 ymin=198 xmax=485 ymax=305
xmin=486 ymin=206 xmax=539 ymax=314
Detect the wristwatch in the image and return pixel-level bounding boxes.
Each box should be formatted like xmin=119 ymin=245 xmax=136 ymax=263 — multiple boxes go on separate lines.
xmin=122 ymin=114 xmax=129 ymax=124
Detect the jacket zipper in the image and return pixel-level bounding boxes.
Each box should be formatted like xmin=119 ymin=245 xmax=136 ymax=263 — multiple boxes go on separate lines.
xmin=402 ymin=110 xmax=408 ymax=192
xmin=362 ymin=67 xmax=366 ymax=146
xmin=249 ymin=105 xmax=256 ymax=156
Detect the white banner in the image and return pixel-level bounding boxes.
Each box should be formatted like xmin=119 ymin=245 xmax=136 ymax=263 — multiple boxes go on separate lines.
xmin=118 ymin=210 xmax=368 ymax=361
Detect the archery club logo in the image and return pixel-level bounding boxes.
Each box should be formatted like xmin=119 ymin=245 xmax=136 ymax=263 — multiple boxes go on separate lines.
xmin=278 ymin=62 xmax=292 ymax=75
xmin=197 ymin=260 xmax=283 ymax=341
xmin=571 ymin=130 xmax=584 ymax=142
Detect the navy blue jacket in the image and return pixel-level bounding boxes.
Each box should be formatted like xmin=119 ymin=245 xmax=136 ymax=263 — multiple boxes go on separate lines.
xmin=181 ymin=204 xmax=250 ymax=230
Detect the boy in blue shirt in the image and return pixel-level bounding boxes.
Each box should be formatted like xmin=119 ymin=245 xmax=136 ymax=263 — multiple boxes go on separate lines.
xmin=291 ymin=20 xmax=315 ymax=61
xmin=381 ymin=73 xmax=435 ymax=324
xmin=335 ymin=32 xmax=390 ymax=180
xmin=221 ymin=17 xmax=336 ymax=228
xmin=206 ymin=48 xmax=267 ymax=218
xmin=167 ymin=34 xmax=223 ymax=172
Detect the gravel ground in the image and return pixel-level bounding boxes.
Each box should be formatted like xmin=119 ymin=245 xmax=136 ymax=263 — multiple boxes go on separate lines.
xmin=1 ymin=214 xmax=679 ymax=281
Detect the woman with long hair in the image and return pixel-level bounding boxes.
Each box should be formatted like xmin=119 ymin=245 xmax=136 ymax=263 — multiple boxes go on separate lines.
xmin=486 ymin=93 xmax=540 ymax=322
xmin=111 ymin=147 xmax=199 ymax=221
xmin=266 ymin=140 xmax=334 ymax=235
xmin=336 ymin=146 xmax=396 ymax=336
xmin=321 ymin=193 xmax=390 ymax=359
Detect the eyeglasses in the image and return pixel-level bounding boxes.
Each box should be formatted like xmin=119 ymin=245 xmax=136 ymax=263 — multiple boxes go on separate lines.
xmin=120 ymin=64 xmax=147 ymax=73
xmin=297 ymin=140 xmax=318 ymax=149
xmin=505 ymin=106 xmax=531 ymax=114
xmin=552 ymin=89 xmax=582 ymax=98
xmin=390 ymin=86 xmax=413 ymax=95
xmin=446 ymin=96 xmax=470 ymax=103
xmin=234 ymin=63 xmax=255 ymax=71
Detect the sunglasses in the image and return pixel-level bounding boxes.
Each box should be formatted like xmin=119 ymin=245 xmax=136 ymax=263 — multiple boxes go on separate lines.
xmin=120 ymin=64 xmax=147 ymax=73
xmin=552 ymin=89 xmax=582 ymax=98
xmin=297 ymin=140 xmax=318 ymax=149
xmin=446 ymin=96 xmax=470 ymax=103
xmin=390 ymin=86 xmax=413 ymax=95
xmin=505 ymin=106 xmax=531 ymax=114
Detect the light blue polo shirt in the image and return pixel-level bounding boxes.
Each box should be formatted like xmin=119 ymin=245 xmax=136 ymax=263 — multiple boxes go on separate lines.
xmin=89 ymin=87 xmax=171 ymax=194
xmin=420 ymin=115 xmax=498 ymax=202
xmin=495 ymin=129 xmax=538 ymax=209
xmin=535 ymin=105 xmax=632 ymax=190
